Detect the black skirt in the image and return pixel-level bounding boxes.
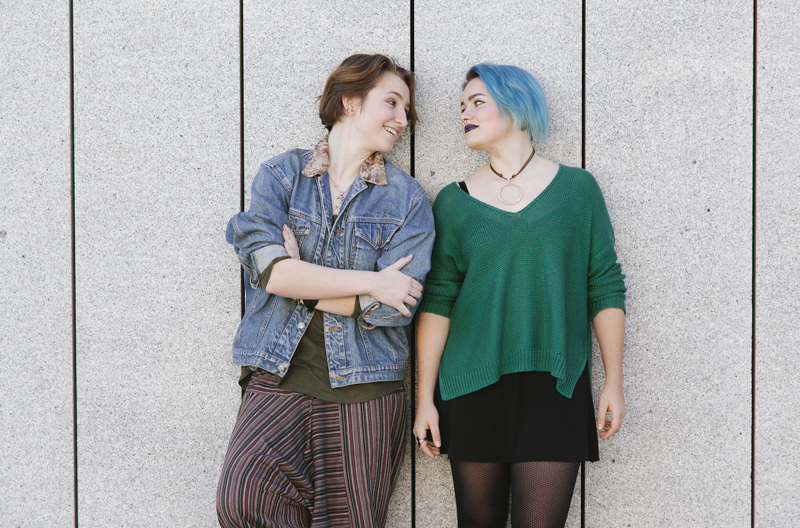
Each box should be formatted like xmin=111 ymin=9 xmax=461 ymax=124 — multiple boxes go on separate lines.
xmin=434 ymin=367 xmax=599 ymax=463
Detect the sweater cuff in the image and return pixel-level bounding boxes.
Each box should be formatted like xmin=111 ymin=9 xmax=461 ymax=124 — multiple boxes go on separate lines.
xmin=418 ymin=299 xmax=453 ymax=318
xmin=590 ymin=294 xmax=626 ymax=320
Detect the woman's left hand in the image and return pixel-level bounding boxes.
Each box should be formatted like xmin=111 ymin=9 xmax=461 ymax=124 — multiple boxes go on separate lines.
xmin=282 ymin=225 xmax=300 ymax=259
xmin=596 ymin=382 xmax=625 ymax=440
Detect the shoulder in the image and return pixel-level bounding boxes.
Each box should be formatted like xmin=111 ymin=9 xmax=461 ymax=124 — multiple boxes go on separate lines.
xmin=263 ymin=148 xmax=312 ymax=176
xmin=431 ymin=183 xmax=471 ymax=235
xmin=251 ymin=149 xmax=312 ymax=193
xmin=431 ymin=182 xmax=465 ymax=212
xmin=555 ymin=164 xmax=595 ymax=185
xmin=384 ymin=159 xmax=428 ymax=202
xmin=553 ymin=164 xmax=605 ymax=198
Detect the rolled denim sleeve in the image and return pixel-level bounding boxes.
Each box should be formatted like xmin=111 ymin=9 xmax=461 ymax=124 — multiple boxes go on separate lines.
xmin=358 ymin=187 xmax=435 ymax=328
xmin=226 ymin=163 xmax=292 ymax=289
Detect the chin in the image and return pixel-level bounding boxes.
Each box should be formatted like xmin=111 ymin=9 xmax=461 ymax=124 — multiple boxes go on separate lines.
xmin=464 ymin=137 xmax=485 ymax=152
xmin=377 ymin=140 xmax=398 ymax=153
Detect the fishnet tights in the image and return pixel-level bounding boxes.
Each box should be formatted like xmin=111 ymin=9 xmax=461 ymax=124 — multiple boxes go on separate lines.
xmin=450 ymin=460 xmax=580 ymax=528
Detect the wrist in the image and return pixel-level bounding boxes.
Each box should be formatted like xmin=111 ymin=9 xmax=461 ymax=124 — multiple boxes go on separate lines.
xmin=416 ymin=388 xmax=436 ymax=406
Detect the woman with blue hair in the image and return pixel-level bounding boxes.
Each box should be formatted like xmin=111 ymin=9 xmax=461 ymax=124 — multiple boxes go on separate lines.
xmin=414 ymin=63 xmax=627 ymax=527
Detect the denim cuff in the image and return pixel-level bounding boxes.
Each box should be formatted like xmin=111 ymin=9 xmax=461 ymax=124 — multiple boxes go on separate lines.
xmin=358 ymin=294 xmax=378 ymax=313
xmin=250 ymin=244 xmax=290 ymax=288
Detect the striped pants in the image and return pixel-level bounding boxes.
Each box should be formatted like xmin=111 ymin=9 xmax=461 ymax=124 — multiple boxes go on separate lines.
xmin=216 ymin=370 xmax=406 ymax=528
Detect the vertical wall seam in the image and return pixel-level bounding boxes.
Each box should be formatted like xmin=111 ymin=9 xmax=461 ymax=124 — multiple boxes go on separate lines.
xmin=239 ymin=0 xmax=245 ymax=317
xmin=751 ymin=0 xmax=757 ymax=526
xmin=580 ymin=0 xmax=587 ymax=525
xmin=69 ymin=0 xmax=78 ymax=526
xmin=409 ymin=1 xmax=416 ymax=526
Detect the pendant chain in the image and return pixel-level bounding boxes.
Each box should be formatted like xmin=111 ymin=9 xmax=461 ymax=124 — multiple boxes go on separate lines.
xmin=489 ymin=148 xmax=535 ymax=206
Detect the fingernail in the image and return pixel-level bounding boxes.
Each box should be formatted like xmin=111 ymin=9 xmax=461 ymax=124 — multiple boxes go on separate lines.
xmin=435 ymin=441 xmax=441 ymax=447
xmin=597 ymin=424 xmax=603 ymax=430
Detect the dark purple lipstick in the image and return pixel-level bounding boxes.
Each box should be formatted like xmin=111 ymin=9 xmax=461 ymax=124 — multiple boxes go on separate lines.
xmin=464 ymin=124 xmax=478 ymax=133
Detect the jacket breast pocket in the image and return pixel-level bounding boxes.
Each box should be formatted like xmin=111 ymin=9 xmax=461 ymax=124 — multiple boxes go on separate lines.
xmin=350 ymin=220 xmax=402 ymax=271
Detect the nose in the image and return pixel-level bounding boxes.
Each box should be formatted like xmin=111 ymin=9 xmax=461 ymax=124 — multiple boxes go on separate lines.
xmin=461 ymin=108 xmax=472 ymax=122
xmin=395 ymin=109 xmax=408 ymax=130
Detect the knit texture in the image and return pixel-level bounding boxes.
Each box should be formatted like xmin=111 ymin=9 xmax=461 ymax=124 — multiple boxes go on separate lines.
xmin=419 ymin=165 xmax=626 ymax=400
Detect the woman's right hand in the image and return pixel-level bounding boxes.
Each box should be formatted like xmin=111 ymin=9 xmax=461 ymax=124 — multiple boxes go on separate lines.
xmin=282 ymin=225 xmax=300 ymax=260
xmin=370 ymin=255 xmax=423 ymax=317
xmin=413 ymin=402 xmax=442 ymax=460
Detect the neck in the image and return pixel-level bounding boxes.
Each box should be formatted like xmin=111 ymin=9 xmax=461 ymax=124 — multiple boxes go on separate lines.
xmin=328 ymin=124 xmax=373 ymax=184
xmin=485 ymin=132 xmax=535 ymax=176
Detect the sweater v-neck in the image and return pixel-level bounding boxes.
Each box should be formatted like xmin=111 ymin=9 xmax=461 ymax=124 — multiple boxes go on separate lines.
xmin=454 ymin=164 xmax=564 ymax=216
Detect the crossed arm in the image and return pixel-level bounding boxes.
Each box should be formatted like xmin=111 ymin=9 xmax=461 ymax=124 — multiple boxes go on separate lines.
xmin=276 ymin=225 xmax=421 ymax=317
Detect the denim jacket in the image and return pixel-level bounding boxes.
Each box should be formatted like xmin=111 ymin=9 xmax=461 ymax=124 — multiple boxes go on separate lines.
xmin=226 ymin=136 xmax=435 ymax=387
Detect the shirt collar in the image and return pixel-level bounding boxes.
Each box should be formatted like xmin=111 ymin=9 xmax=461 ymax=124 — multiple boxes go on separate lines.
xmin=301 ymin=133 xmax=387 ymax=186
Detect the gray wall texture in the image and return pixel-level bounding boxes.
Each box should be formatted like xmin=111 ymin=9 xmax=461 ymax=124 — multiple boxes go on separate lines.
xmin=1 ymin=1 xmax=795 ymax=527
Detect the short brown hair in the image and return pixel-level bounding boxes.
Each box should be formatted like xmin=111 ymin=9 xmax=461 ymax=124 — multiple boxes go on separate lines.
xmin=318 ymin=54 xmax=418 ymax=132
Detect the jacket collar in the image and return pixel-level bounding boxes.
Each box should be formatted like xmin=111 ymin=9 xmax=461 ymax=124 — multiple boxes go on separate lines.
xmin=302 ymin=134 xmax=387 ymax=186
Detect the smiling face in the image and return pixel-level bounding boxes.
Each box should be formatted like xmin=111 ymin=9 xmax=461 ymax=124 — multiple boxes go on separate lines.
xmin=348 ymin=72 xmax=410 ymax=153
xmin=460 ymin=77 xmax=514 ymax=151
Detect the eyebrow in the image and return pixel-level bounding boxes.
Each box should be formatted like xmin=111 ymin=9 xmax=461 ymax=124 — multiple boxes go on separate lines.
xmin=387 ymin=90 xmax=411 ymax=110
xmin=461 ymin=92 xmax=487 ymax=106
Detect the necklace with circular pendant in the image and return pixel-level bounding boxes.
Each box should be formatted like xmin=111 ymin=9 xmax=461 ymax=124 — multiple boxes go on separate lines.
xmin=498 ymin=179 xmax=524 ymax=205
xmin=490 ymin=148 xmax=535 ymax=206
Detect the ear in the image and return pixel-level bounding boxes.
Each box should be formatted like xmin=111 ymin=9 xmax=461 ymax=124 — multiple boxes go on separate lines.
xmin=342 ymin=95 xmax=360 ymax=115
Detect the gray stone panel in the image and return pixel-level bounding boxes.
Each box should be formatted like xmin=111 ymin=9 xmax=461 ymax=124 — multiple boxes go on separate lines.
xmin=243 ymin=2 xmax=412 ymax=524
xmin=756 ymin=2 xmax=800 ymax=526
xmin=0 ymin=2 xmax=73 ymax=526
xmin=585 ymin=2 xmax=752 ymax=526
xmin=414 ymin=1 xmax=582 ymax=526
xmin=73 ymin=2 xmax=239 ymax=526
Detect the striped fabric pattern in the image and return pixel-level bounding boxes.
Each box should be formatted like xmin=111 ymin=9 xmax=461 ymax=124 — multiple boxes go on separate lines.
xmin=217 ymin=370 xmax=405 ymax=528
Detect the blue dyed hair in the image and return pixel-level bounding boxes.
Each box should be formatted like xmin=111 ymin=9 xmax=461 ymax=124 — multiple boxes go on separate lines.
xmin=465 ymin=63 xmax=550 ymax=142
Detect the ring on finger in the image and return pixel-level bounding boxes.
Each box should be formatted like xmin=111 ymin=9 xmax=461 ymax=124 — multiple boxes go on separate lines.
xmin=417 ymin=436 xmax=426 ymax=447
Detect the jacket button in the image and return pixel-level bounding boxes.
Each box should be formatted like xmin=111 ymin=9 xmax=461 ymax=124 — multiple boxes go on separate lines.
xmin=277 ymin=365 xmax=286 ymax=372
xmin=297 ymin=322 xmax=306 ymax=330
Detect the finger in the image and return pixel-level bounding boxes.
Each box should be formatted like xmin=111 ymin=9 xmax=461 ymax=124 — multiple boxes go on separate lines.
xmin=608 ymin=409 xmax=624 ymax=437
xmin=411 ymin=279 xmax=423 ymax=291
xmin=395 ymin=302 xmax=411 ymax=317
xmin=420 ymin=442 xmax=438 ymax=459
xmin=388 ymin=254 xmax=413 ymax=270
xmin=596 ymin=402 xmax=609 ymax=433
xmin=408 ymin=287 xmax=422 ymax=299
xmin=283 ymin=241 xmax=298 ymax=259
xmin=404 ymin=295 xmax=417 ymax=307
xmin=430 ymin=424 xmax=442 ymax=450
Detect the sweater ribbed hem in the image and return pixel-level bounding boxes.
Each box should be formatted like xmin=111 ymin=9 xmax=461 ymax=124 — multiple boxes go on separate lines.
xmin=439 ymin=348 xmax=587 ymax=401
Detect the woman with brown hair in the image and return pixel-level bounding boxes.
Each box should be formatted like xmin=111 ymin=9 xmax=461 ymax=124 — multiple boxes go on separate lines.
xmin=217 ymin=54 xmax=434 ymax=528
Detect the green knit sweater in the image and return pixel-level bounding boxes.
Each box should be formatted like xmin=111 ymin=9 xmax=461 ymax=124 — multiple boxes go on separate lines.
xmin=419 ymin=165 xmax=626 ymax=400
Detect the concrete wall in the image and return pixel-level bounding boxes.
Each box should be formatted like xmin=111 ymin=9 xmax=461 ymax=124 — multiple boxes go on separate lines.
xmin=1 ymin=1 xmax=795 ymax=527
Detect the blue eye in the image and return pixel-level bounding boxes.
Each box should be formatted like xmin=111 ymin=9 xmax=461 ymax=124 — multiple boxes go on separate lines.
xmin=387 ymin=100 xmax=396 ymax=106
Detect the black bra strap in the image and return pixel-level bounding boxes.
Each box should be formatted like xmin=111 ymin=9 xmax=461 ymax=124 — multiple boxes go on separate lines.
xmin=458 ymin=181 xmax=470 ymax=195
